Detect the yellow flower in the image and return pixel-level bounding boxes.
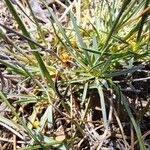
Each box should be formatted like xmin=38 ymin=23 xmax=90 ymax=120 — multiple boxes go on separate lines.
xmin=61 ymin=52 xmax=70 ymax=62
xmin=33 ymin=119 xmax=39 ymax=128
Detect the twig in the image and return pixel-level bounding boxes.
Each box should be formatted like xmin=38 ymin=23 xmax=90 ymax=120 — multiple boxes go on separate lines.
xmin=132 ymin=77 xmax=150 ymax=82
xmin=121 ymin=88 xmax=141 ymax=93
xmin=13 ymin=134 xmax=17 ymax=150
xmin=0 ymin=137 xmax=29 ymax=144
xmin=55 ymin=0 xmax=68 ymax=9
xmin=114 ymin=109 xmax=129 ymax=149
xmin=114 ymin=77 xmax=150 ymax=83
xmin=59 ymin=0 xmax=76 ymax=21
xmin=129 ymin=131 xmax=150 ymax=150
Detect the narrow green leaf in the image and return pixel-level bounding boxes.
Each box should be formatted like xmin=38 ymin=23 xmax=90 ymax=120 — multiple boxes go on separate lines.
xmin=103 ymin=0 xmax=131 ymax=48
xmin=42 ymin=1 xmax=71 ymax=45
xmin=19 ymin=140 xmax=64 ymax=150
xmin=70 ymin=13 xmax=92 ymax=65
xmin=0 ymin=91 xmax=42 ymax=146
xmin=111 ymin=83 xmax=146 ymax=150
xmin=36 ymin=105 xmax=53 ymax=133
xmin=81 ymin=82 xmax=88 ymax=106
xmin=136 ymin=0 xmax=149 ymax=41
xmin=0 ymin=114 xmax=25 ymax=133
xmin=0 ymin=59 xmax=27 ymax=76
xmin=92 ymin=35 xmax=99 ymax=61
xmin=4 ymin=0 xmax=55 ymax=91
xmin=70 ymin=13 xmax=86 ymax=48
xmin=96 ymin=79 xmax=108 ymax=128
xmin=108 ymin=64 xmax=144 ymax=77
xmin=26 ymin=0 xmax=47 ymax=46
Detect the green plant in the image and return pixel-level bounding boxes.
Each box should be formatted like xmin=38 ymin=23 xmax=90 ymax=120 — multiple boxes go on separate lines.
xmin=0 ymin=0 xmax=149 ymax=149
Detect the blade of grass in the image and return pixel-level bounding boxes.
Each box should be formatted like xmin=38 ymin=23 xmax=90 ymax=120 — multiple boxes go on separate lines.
xmin=0 ymin=121 xmax=25 ymax=141
xmin=96 ymin=79 xmax=108 ymax=128
xmin=36 ymin=105 xmax=53 ymax=133
xmin=4 ymin=0 xmax=34 ymax=48
xmin=0 ymin=30 xmax=35 ymax=65
xmin=41 ymin=1 xmax=71 ymax=45
xmin=136 ymin=0 xmax=150 ymax=42
xmin=103 ymin=0 xmax=131 ymax=49
xmin=4 ymin=0 xmax=55 ymax=91
xmin=15 ymin=1 xmax=35 ymax=23
xmin=70 ymin=13 xmax=92 ymax=66
xmin=81 ymin=47 xmax=101 ymax=55
xmin=0 ymin=59 xmax=27 ymax=76
xmin=81 ymin=82 xmax=88 ymax=107
xmin=88 ymin=55 xmax=114 ymax=77
xmin=111 ymin=83 xmax=146 ymax=150
xmin=26 ymin=0 xmax=47 ymax=46
xmin=115 ymin=0 xmax=138 ymax=31
xmin=124 ymin=17 xmax=148 ymax=41
xmin=0 ymin=91 xmax=43 ymax=147
xmin=42 ymin=1 xmax=90 ymax=69
xmin=92 ymin=35 xmax=99 ymax=62
xmin=108 ymin=64 xmax=144 ymax=77
xmin=101 ymin=56 xmax=114 ymax=74
xmin=70 ymin=13 xmax=86 ymax=48
xmin=19 ymin=140 xmax=68 ymax=150
xmin=0 ymin=115 xmax=26 ymax=137
xmin=50 ymin=22 xmax=88 ymax=69
xmin=19 ymin=140 xmax=65 ymax=150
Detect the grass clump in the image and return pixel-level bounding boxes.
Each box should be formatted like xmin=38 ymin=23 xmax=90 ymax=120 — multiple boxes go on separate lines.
xmin=0 ymin=0 xmax=149 ymax=149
